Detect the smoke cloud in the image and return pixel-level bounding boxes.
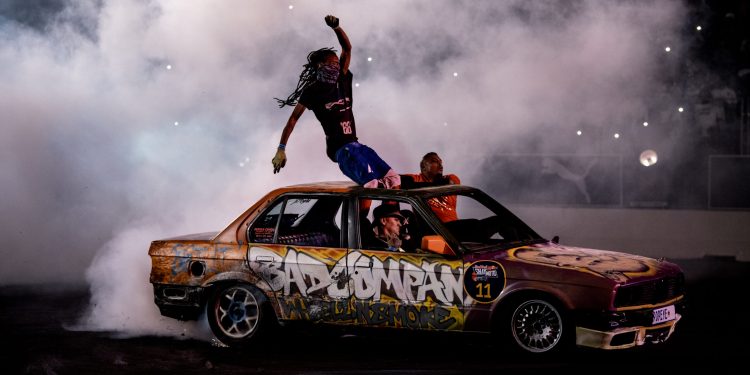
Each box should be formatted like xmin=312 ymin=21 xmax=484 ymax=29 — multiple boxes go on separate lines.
xmin=1 ymin=0 xmax=685 ymax=337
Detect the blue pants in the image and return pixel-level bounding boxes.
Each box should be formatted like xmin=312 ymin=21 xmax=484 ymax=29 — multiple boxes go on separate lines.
xmin=335 ymin=142 xmax=392 ymax=186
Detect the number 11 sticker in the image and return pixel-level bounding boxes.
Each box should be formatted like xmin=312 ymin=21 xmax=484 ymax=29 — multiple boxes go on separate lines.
xmin=464 ymin=260 xmax=506 ymax=303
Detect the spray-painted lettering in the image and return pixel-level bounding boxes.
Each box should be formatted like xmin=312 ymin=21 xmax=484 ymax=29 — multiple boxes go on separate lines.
xmin=279 ymin=297 xmax=458 ymax=330
xmin=248 ymin=247 xmax=463 ymax=305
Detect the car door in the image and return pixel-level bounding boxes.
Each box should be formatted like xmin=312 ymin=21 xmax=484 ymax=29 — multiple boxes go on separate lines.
xmin=247 ymin=194 xmax=352 ymax=323
xmin=349 ymin=197 xmax=464 ymax=331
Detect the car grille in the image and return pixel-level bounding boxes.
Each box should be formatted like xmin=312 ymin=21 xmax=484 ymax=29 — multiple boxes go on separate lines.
xmin=614 ymin=274 xmax=685 ymax=308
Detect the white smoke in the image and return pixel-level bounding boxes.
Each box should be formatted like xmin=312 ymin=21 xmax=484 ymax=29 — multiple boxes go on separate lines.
xmin=0 ymin=0 xmax=685 ymax=336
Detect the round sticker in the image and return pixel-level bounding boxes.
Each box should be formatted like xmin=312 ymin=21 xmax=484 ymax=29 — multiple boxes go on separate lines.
xmin=464 ymin=261 xmax=505 ymax=303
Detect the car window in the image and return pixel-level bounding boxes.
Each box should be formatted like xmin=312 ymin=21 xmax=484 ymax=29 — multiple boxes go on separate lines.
xmin=249 ymin=196 xmax=344 ymax=248
xmin=429 ymin=192 xmax=542 ymax=250
xmin=359 ymin=198 xmax=436 ymax=253
xmin=285 ymin=198 xmax=317 ymax=228
xmin=248 ymin=199 xmax=284 ymax=244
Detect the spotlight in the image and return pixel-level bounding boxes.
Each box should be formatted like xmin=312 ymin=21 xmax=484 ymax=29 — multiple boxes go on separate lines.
xmin=678 ymin=107 xmax=684 ymax=112
xmin=643 ymin=121 xmax=648 ymax=127
xmin=614 ymin=133 xmax=620 ymax=139
xmin=576 ymin=130 xmax=582 ymax=136
xmin=453 ymin=72 xmax=459 ymax=77
xmin=174 ymin=121 xmax=179 ymax=126
xmin=696 ymin=25 xmax=702 ymax=31
xmin=639 ymin=149 xmax=658 ymax=167
xmin=166 ymin=64 xmax=172 ymax=70
xmin=367 ymin=57 xmax=373 ymax=62
xmin=355 ymin=83 xmax=360 ymax=87
xmin=289 ymin=5 xmax=294 ymax=10
xmin=665 ymin=46 xmax=671 ymax=52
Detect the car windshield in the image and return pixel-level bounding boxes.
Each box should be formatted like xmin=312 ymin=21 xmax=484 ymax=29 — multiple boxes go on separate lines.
xmin=421 ymin=190 xmax=544 ymax=252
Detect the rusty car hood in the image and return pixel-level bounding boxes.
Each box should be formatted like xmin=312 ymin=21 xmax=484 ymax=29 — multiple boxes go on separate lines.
xmin=494 ymin=242 xmax=682 ymax=284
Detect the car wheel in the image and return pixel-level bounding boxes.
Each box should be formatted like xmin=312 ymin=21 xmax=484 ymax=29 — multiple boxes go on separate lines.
xmin=509 ymin=299 xmax=566 ymax=353
xmin=207 ymin=283 xmax=267 ymax=346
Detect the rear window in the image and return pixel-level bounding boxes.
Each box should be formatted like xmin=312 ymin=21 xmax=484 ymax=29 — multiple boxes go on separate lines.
xmin=248 ymin=196 xmax=344 ymax=248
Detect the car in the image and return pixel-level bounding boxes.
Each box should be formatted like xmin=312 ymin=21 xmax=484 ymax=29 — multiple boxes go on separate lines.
xmin=148 ymin=181 xmax=686 ymax=354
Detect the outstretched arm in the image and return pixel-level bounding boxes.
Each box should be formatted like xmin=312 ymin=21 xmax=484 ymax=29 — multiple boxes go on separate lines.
xmin=325 ymin=15 xmax=351 ymax=74
xmin=272 ymin=103 xmax=306 ymax=173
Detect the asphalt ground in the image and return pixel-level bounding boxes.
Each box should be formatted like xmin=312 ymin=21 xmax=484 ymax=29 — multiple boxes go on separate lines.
xmin=1 ymin=256 xmax=747 ymax=374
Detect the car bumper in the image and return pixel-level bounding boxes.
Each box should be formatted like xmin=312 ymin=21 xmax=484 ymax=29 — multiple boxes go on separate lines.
xmin=152 ymin=284 xmax=205 ymax=321
xmin=576 ymin=313 xmax=681 ymax=349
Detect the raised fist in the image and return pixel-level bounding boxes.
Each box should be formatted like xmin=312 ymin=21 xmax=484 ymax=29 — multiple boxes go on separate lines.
xmin=325 ymin=15 xmax=339 ymax=28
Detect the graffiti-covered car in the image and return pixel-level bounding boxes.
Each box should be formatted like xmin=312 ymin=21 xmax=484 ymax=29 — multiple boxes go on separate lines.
xmin=149 ymin=182 xmax=686 ymax=353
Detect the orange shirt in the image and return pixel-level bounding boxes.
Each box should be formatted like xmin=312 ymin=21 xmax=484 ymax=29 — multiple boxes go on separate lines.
xmin=403 ymin=173 xmax=460 ymax=222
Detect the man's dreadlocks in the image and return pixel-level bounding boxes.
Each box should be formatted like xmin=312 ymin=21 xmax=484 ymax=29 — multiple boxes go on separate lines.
xmin=274 ymin=47 xmax=338 ymax=108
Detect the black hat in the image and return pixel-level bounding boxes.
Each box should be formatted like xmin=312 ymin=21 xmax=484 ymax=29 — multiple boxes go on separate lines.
xmin=373 ymin=203 xmax=405 ymax=222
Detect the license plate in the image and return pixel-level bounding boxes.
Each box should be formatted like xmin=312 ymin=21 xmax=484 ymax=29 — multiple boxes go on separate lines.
xmin=652 ymin=305 xmax=676 ymax=324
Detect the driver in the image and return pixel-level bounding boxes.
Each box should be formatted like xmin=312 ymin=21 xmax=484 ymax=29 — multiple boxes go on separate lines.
xmin=370 ymin=203 xmax=407 ymax=252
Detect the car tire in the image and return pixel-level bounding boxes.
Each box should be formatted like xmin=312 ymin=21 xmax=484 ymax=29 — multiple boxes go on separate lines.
xmin=207 ymin=283 xmax=270 ymax=346
xmin=499 ymin=297 xmax=570 ymax=354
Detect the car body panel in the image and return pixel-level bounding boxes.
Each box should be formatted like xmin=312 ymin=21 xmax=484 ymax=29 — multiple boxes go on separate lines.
xmin=149 ymin=181 xmax=686 ymax=351
xmin=246 ymin=245 xmax=465 ymax=330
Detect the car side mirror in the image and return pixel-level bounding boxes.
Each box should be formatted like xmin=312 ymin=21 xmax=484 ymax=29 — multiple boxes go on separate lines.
xmin=421 ymin=235 xmax=456 ymax=256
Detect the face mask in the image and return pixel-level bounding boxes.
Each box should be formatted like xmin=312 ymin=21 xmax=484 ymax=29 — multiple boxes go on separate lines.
xmin=317 ymin=63 xmax=340 ymax=84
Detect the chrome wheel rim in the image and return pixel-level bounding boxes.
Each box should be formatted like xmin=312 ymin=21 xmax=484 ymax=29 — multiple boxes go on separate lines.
xmin=511 ymin=299 xmax=563 ymax=353
xmin=215 ymin=286 xmax=260 ymax=339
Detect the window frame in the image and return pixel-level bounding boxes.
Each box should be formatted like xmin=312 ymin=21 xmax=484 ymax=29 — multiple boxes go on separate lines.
xmin=352 ymin=193 xmax=455 ymax=256
xmin=418 ymin=189 xmax=544 ymax=252
xmin=246 ymin=192 xmax=348 ymax=248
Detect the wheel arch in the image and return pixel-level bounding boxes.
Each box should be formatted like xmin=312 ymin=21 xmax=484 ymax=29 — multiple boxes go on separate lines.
xmin=205 ymin=280 xmax=282 ymax=347
xmin=202 ymin=271 xmax=264 ymax=289
xmin=490 ymin=287 xmax=575 ymax=353
xmin=202 ymin=273 xmax=280 ymax=325
xmin=492 ymin=282 xmax=575 ymax=318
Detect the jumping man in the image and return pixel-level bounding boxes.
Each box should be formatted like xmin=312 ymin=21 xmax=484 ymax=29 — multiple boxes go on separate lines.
xmin=272 ymin=15 xmax=400 ymax=189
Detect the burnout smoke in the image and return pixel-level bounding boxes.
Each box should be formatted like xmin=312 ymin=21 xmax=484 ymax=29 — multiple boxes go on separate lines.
xmin=1 ymin=0 xmax=687 ymax=337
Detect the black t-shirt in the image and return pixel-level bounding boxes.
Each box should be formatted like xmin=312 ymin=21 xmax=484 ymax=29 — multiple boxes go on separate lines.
xmin=299 ymin=70 xmax=358 ymax=162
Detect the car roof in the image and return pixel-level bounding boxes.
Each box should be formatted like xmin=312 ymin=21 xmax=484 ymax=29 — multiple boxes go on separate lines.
xmin=213 ymin=181 xmax=479 ymax=244
xmin=272 ymin=181 xmax=360 ymax=193
xmin=272 ymin=180 xmax=477 ymax=197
